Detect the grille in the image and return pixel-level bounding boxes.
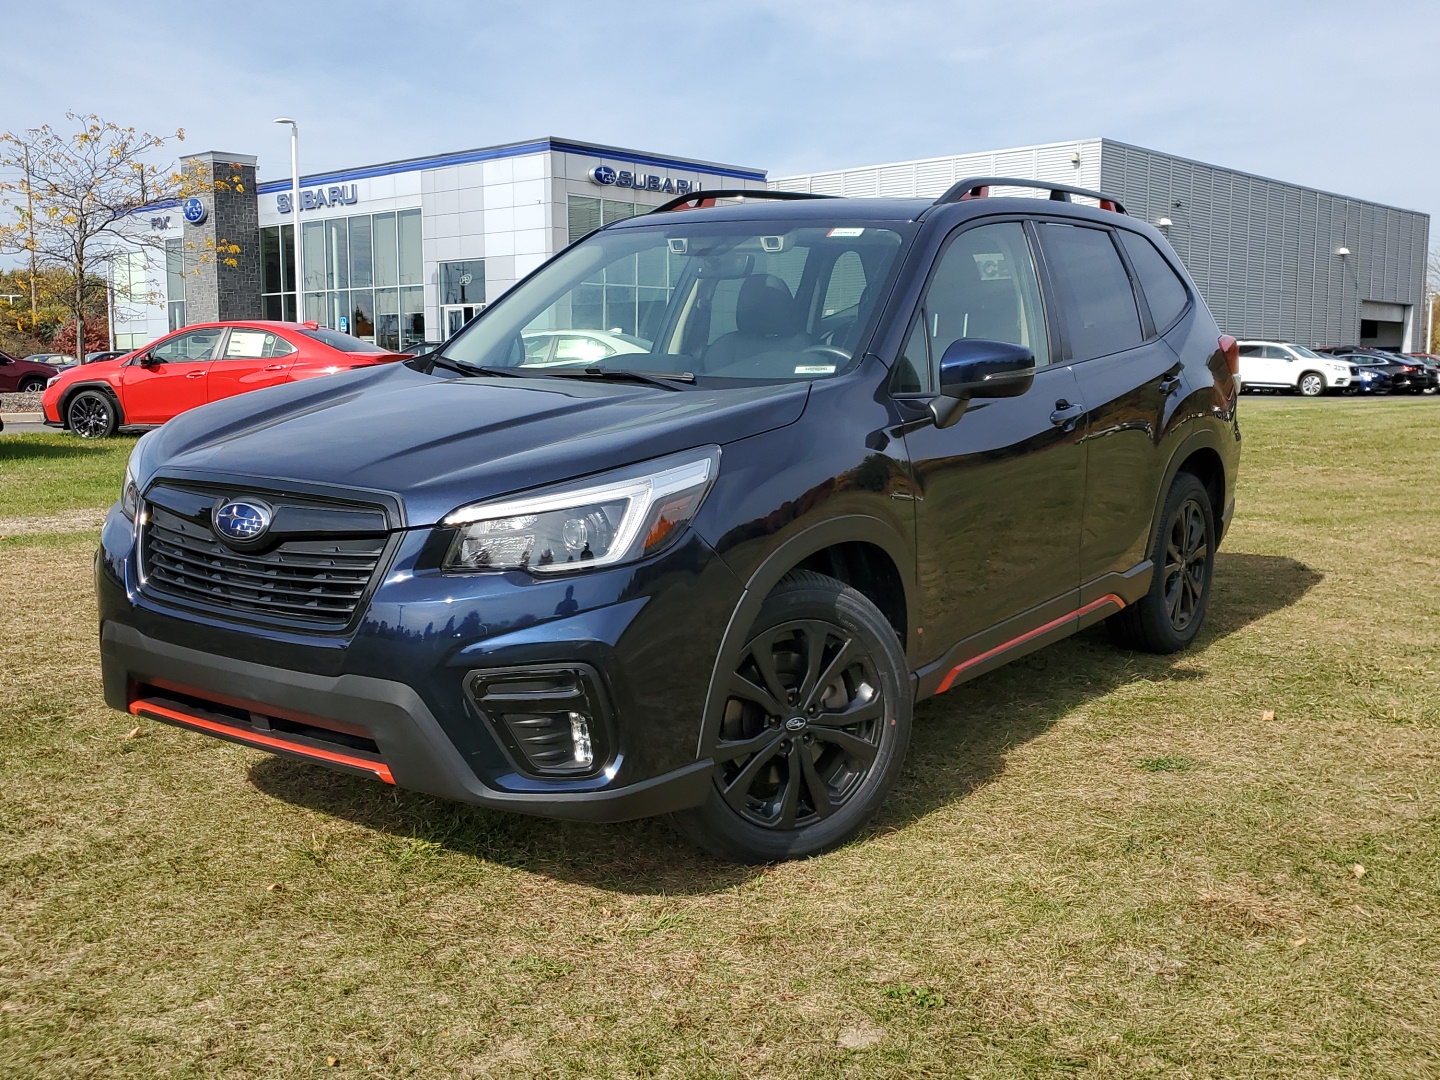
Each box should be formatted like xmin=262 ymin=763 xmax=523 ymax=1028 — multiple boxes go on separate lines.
xmin=140 ymin=486 xmax=389 ymax=629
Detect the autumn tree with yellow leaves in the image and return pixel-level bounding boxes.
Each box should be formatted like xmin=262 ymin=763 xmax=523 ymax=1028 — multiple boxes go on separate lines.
xmin=0 ymin=114 xmax=239 ymax=364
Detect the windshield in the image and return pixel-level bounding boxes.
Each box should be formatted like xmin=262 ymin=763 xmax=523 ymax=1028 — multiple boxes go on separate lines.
xmin=443 ymin=219 xmax=908 ymax=383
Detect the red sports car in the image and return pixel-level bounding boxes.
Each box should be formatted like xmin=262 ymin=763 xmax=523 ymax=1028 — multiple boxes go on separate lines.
xmin=41 ymin=322 xmax=411 ymax=438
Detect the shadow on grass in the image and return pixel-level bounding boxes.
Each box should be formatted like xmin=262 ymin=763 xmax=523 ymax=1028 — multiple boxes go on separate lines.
xmin=0 ymin=434 xmax=125 ymax=461
xmin=248 ymin=551 xmax=1321 ymax=895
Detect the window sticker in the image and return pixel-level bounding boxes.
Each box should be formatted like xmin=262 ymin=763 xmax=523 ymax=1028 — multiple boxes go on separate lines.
xmin=826 ymin=228 xmax=865 ymax=238
xmin=972 ymin=253 xmax=1012 ymax=280
xmin=794 ymin=364 xmax=836 ymax=375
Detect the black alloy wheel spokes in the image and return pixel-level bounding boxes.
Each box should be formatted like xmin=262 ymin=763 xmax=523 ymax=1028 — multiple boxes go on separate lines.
xmin=1163 ymin=497 xmax=1208 ymax=631
xmin=71 ymin=398 xmax=108 ymax=438
xmin=715 ymin=619 xmax=887 ymax=830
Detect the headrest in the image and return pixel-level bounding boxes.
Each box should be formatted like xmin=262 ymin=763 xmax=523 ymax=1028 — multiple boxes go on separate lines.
xmin=734 ymin=274 xmax=798 ymax=336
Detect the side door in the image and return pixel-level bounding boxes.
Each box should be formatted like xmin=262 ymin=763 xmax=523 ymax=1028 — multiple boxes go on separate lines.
xmin=899 ymin=219 xmax=1087 ymax=667
xmin=207 ymin=327 xmax=298 ymax=402
xmin=1035 ymin=222 xmax=1187 ymax=591
xmin=117 ymin=327 xmax=225 ymax=424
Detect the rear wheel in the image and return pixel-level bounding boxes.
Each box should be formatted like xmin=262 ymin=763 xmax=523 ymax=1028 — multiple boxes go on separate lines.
xmin=672 ymin=571 xmax=911 ymax=863
xmin=18 ymin=376 xmax=48 ymax=394
xmin=67 ymin=390 xmax=119 ymax=439
xmin=1108 ymin=472 xmax=1215 ymax=654
xmin=1298 ymin=371 xmax=1325 ymax=397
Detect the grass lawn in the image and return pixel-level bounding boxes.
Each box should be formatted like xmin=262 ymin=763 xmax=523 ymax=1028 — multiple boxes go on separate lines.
xmin=1 ymin=400 xmax=1437 ymax=1078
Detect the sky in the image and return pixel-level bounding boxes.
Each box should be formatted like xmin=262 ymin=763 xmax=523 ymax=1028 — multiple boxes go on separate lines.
xmin=3 ymin=0 xmax=1438 ymax=254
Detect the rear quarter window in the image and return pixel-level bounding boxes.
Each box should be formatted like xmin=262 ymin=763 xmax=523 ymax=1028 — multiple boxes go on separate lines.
xmin=1038 ymin=224 xmax=1143 ymax=362
xmin=1118 ymin=231 xmax=1190 ymax=332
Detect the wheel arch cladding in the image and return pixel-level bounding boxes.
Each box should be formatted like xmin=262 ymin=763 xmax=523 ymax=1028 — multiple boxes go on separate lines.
xmin=63 ymin=382 xmax=124 ymax=427
xmin=792 ymin=541 xmax=907 ymax=649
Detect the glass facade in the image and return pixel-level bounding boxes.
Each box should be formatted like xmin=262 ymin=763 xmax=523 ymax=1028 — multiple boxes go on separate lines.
xmin=164 ymin=237 xmax=186 ymax=330
xmin=261 ymin=208 xmax=423 ymax=349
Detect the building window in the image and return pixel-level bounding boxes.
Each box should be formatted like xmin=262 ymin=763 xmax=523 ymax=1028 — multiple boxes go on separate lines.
xmin=440 ymin=261 xmax=486 ymax=305
xmin=165 ymin=237 xmax=186 ymax=329
xmin=567 ymin=195 xmax=640 ymax=245
xmin=263 ymin=208 xmax=421 ymax=348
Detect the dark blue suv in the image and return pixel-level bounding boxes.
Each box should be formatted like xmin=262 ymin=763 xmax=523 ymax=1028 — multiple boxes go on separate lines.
xmin=98 ymin=179 xmax=1241 ymax=862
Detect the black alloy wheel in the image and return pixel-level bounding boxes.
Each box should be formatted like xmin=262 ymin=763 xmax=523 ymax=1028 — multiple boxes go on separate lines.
xmin=67 ymin=390 xmax=118 ymax=439
xmin=1107 ymin=471 xmax=1216 ymax=654
xmin=1162 ymin=496 xmax=1208 ymax=633
xmin=673 ymin=571 xmax=911 ymax=862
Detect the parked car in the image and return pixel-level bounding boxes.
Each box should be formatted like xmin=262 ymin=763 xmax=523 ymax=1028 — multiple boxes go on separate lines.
xmin=1325 ymin=350 xmax=1427 ymax=393
xmin=1347 ymin=364 xmax=1393 ymax=394
xmin=86 ymin=350 xmax=130 ymax=364
xmin=99 ymin=178 xmax=1240 ymax=862
xmin=1402 ymin=354 xmax=1440 ymax=393
xmin=41 ymin=321 xmax=410 ymax=438
xmin=23 ymin=352 xmax=72 ymax=368
xmin=519 ymin=328 xmax=651 ymax=366
xmin=1235 ymin=340 xmax=1354 ymax=396
xmin=0 ymin=350 xmax=61 ymax=393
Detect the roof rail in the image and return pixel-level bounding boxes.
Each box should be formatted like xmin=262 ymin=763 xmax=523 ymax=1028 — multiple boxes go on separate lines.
xmin=936 ymin=176 xmax=1128 ymax=215
xmin=650 ymin=188 xmax=837 ymax=214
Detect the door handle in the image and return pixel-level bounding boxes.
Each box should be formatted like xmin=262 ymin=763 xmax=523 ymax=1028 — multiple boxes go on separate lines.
xmin=185 ymin=371 xmax=205 ymax=379
xmin=1050 ymin=400 xmax=1085 ymax=429
xmin=264 ymin=364 xmax=286 ymax=371
xmin=1158 ymin=374 xmax=1182 ymax=395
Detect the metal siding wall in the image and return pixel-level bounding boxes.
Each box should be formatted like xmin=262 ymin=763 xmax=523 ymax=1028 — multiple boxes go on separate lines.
xmin=778 ymin=140 xmax=1429 ymax=348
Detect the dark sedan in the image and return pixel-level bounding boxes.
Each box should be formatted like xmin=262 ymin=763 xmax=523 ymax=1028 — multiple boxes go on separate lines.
xmin=1328 ymin=352 xmax=1427 ymax=393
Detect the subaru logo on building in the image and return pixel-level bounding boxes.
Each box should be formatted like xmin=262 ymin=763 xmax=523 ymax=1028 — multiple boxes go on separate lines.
xmin=213 ymin=500 xmax=272 ymax=543
xmin=590 ymin=166 xmax=617 ymax=186
xmin=182 ymin=197 xmax=207 ymax=225
xmin=589 ymin=166 xmax=698 ymax=196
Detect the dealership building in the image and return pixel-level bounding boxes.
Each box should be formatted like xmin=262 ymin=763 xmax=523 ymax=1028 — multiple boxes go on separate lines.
xmin=114 ymin=135 xmax=1430 ymax=353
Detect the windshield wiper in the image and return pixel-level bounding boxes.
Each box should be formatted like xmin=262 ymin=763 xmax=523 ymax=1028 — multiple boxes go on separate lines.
xmin=539 ymin=366 xmax=696 ymax=390
xmin=422 ymin=353 xmax=528 ymax=379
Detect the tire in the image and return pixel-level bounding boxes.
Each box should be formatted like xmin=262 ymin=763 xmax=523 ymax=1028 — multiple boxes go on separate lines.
xmin=18 ymin=376 xmax=48 ymax=394
xmin=1107 ymin=471 xmax=1215 ymax=654
xmin=1298 ymin=371 xmax=1325 ymax=397
xmin=66 ymin=389 xmax=119 ymax=439
xmin=672 ymin=570 xmax=912 ymax=863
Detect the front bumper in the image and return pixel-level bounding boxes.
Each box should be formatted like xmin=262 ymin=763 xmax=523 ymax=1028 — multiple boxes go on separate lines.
xmin=97 ymin=505 xmax=742 ymax=821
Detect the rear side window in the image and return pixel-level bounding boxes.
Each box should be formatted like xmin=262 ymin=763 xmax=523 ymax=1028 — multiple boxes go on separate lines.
xmin=1118 ymin=231 xmax=1190 ymax=332
xmin=1038 ymin=224 xmax=1143 ymax=361
xmin=296 ymin=328 xmax=387 ymax=353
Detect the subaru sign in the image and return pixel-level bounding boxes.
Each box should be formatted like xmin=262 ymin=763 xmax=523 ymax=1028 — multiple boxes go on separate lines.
xmin=277 ymin=184 xmax=360 ymax=214
xmin=181 ymin=198 xmax=207 ymax=225
xmin=589 ymin=166 xmax=699 ymax=196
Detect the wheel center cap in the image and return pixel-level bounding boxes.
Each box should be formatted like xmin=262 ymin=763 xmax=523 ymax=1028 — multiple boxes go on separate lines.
xmin=784 ymin=716 xmax=807 ymax=732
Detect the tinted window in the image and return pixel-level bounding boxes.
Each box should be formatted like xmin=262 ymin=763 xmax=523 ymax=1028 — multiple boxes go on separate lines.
xmin=1118 ymin=231 xmax=1189 ymax=332
xmin=890 ymin=317 xmax=931 ymax=394
xmin=1238 ymin=344 xmax=1262 ymax=357
xmin=297 ymin=328 xmax=387 ymax=354
xmin=221 ymin=329 xmax=295 ymax=361
xmin=920 ymin=222 xmax=1050 ymax=372
xmin=1039 ymin=224 xmax=1143 ymax=361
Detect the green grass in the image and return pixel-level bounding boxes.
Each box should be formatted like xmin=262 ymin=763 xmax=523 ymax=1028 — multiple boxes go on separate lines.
xmin=0 ymin=432 xmax=138 ymax=522
xmin=1 ymin=400 xmax=1438 ymax=1077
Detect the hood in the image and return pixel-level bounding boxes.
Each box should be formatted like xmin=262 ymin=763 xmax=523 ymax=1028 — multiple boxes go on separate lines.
xmin=143 ymin=362 xmax=810 ymax=526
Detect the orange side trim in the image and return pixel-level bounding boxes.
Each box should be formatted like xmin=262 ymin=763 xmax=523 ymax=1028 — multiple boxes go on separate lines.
xmin=935 ymin=594 xmax=1125 ymax=694
xmin=130 ymin=699 xmax=395 ymax=784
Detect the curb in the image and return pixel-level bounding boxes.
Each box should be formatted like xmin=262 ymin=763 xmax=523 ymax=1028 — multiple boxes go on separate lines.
xmin=1 ymin=413 xmax=43 ymax=423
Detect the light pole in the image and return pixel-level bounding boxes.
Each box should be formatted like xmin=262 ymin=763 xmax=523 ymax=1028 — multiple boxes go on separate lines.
xmin=273 ymin=118 xmax=302 ymax=321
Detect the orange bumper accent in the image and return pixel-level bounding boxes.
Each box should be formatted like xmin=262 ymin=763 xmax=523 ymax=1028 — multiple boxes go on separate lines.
xmin=130 ymin=698 xmax=395 ymax=785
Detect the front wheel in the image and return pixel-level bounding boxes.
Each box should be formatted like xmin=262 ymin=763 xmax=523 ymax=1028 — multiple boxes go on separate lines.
xmin=18 ymin=376 xmax=49 ymax=394
xmin=1108 ymin=472 xmax=1216 ymax=654
xmin=67 ymin=390 xmax=119 ymax=439
xmin=672 ymin=571 xmax=911 ymax=863
xmin=1298 ymin=372 xmax=1326 ymax=397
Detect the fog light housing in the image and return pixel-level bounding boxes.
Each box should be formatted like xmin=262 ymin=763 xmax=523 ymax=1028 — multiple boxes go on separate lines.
xmin=465 ymin=665 xmax=613 ymax=777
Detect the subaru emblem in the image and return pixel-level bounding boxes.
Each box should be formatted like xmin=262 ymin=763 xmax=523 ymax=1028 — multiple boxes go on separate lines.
xmin=213 ymin=499 xmax=272 ymax=543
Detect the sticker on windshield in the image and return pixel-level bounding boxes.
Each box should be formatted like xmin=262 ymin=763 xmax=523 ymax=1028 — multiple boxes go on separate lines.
xmin=826 ymin=228 xmax=865 ymax=238
xmin=794 ymin=364 xmax=836 ymax=375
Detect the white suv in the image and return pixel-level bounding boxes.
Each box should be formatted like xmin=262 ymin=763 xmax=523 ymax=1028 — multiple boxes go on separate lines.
xmin=1236 ymin=340 xmax=1354 ymax=396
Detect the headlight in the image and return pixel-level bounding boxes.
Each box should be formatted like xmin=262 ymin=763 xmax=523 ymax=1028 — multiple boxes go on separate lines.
xmin=442 ymin=447 xmax=719 ymax=573
xmin=120 ymin=431 xmax=157 ymax=521
xmin=47 ymin=376 xmax=60 ymax=388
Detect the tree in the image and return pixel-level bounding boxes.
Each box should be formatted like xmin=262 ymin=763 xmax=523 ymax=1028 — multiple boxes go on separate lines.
xmin=0 ymin=114 xmax=239 ymax=364
xmin=1428 ymin=245 xmax=1440 ymax=353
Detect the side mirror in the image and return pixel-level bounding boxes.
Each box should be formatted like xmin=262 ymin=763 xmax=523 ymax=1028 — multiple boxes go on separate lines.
xmin=938 ymin=339 xmax=1037 ymax=399
xmin=131 ymin=351 xmax=157 ymax=367
xmin=929 ymin=339 xmax=1036 ymax=428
